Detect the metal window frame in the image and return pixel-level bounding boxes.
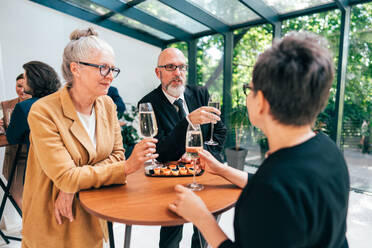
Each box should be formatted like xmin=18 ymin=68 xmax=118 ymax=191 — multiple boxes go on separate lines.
xmin=332 ymin=0 xmax=352 ymax=147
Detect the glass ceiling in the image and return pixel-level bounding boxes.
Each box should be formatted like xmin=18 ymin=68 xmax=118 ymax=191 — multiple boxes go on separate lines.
xmin=110 ymin=14 xmax=174 ymax=40
xmin=187 ymin=0 xmax=259 ymax=25
xmin=64 ymin=0 xmax=110 ymax=15
xmin=136 ymin=0 xmax=209 ymax=33
xmin=39 ymin=0 xmax=370 ymax=47
xmin=261 ymin=0 xmax=334 ymax=14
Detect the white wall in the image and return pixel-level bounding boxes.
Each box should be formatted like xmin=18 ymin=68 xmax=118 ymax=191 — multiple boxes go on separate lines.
xmin=0 ymin=0 xmax=161 ymax=105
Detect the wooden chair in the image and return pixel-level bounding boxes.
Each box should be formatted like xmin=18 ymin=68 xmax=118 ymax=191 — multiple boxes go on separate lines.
xmin=0 ymin=145 xmax=22 ymax=244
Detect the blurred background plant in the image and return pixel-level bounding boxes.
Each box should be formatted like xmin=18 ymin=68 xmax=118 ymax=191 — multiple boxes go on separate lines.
xmin=229 ymin=88 xmax=250 ymax=151
xmin=118 ymin=104 xmax=139 ymax=158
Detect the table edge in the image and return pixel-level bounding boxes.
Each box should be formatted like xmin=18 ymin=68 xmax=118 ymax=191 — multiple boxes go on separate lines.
xmin=79 ymin=193 xmax=236 ymax=226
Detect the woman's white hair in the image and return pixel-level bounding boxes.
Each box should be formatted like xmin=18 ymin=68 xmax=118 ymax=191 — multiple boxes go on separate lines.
xmin=62 ymin=27 xmax=114 ymax=86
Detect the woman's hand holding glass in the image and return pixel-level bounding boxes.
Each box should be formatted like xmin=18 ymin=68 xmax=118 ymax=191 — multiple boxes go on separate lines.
xmin=139 ymin=102 xmax=158 ymax=168
xmin=198 ymin=149 xmax=224 ymax=176
xmin=125 ymin=138 xmax=158 ymax=175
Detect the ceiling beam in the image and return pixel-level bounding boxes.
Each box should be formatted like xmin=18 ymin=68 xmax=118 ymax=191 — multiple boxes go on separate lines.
xmin=127 ymin=0 xmax=147 ymax=7
xmin=334 ymin=0 xmax=349 ymax=11
xmin=238 ymin=0 xmax=279 ymax=25
xmin=30 ymin=0 xmax=165 ymax=47
xmin=91 ymin=0 xmax=193 ymax=40
xmin=159 ymin=0 xmax=230 ymax=33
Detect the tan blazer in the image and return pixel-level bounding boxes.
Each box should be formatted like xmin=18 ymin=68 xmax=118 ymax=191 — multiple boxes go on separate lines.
xmin=1 ymin=98 xmax=27 ymax=208
xmin=22 ymin=86 xmax=126 ymax=248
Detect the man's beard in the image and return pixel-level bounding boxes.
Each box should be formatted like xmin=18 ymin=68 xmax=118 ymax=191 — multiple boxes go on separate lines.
xmin=166 ymin=83 xmax=185 ymax=97
xmin=161 ymin=72 xmax=185 ymax=97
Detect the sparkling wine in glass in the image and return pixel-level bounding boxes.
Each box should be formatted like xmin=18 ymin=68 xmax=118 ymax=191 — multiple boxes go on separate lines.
xmin=139 ymin=102 xmax=158 ymax=168
xmin=205 ymin=93 xmax=220 ymax=146
xmin=186 ymin=124 xmax=203 ymax=191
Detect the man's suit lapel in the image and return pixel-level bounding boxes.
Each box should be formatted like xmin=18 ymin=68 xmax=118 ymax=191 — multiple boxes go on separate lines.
xmin=60 ymin=86 xmax=96 ymax=162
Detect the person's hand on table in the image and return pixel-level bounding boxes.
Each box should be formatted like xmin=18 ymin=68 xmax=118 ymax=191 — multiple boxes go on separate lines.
xmin=168 ymin=184 xmax=210 ymax=224
xmin=125 ymin=138 xmax=158 ymax=175
xmin=179 ymin=153 xmax=192 ymax=163
xmin=198 ymin=149 xmax=224 ymax=176
xmin=179 ymin=153 xmax=203 ymax=173
xmin=188 ymin=106 xmax=220 ymax=125
xmin=54 ymin=191 xmax=75 ymax=225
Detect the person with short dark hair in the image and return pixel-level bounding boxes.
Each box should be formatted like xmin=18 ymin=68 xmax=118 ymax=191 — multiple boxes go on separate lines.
xmin=168 ymin=32 xmax=350 ymax=248
xmin=16 ymin=73 xmax=24 ymax=81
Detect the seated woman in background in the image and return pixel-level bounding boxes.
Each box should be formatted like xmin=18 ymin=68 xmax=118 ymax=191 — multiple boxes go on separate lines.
xmin=6 ymin=61 xmax=61 ymax=147
xmin=1 ymin=73 xmax=31 ymax=208
xmin=169 ymin=32 xmax=350 ymax=248
xmin=21 ymin=27 xmax=158 ymax=248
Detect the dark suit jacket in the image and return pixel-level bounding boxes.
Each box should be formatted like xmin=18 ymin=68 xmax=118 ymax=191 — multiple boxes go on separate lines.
xmin=139 ymin=85 xmax=226 ymax=162
xmin=108 ymin=86 xmax=126 ymax=113
xmin=6 ymin=97 xmax=39 ymax=145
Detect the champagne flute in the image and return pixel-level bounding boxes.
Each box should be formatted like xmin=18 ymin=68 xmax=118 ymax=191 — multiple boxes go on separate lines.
xmin=139 ymin=102 xmax=158 ymax=169
xmin=205 ymin=93 xmax=220 ymax=146
xmin=185 ymin=123 xmax=204 ymax=191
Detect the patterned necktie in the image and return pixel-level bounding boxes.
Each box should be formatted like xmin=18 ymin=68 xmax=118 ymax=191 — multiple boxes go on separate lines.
xmin=173 ymin=98 xmax=186 ymax=120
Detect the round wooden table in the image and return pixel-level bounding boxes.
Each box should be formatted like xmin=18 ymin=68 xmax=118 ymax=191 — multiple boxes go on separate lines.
xmin=79 ymin=169 xmax=242 ymax=248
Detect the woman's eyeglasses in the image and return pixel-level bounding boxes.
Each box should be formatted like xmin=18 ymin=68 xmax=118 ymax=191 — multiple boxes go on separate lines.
xmin=78 ymin=61 xmax=121 ymax=78
xmin=243 ymin=84 xmax=253 ymax=96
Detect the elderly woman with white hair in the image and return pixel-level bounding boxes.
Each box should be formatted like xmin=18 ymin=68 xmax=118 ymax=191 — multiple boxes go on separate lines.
xmin=21 ymin=27 xmax=158 ymax=248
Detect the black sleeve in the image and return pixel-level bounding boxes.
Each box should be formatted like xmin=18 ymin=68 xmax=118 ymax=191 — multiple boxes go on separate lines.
xmin=6 ymin=103 xmax=29 ymax=144
xmin=155 ymin=118 xmax=189 ymax=162
xmin=218 ymin=239 xmax=235 ymax=248
xmin=232 ymin=183 xmax=306 ymax=247
xmin=110 ymin=87 xmax=126 ymax=113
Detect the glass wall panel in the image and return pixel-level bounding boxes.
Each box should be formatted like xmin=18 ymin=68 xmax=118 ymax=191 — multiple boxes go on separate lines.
xmin=136 ymin=0 xmax=209 ymax=33
xmin=262 ymin=0 xmax=333 ymax=14
xmin=187 ymin=0 xmax=259 ymax=25
xmin=110 ymin=13 xmax=174 ymax=40
xmin=196 ymin=34 xmax=224 ymax=95
xmin=342 ymin=3 xmax=372 ymax=193
xmin=231 ymin=25 xmax=273 ymax=170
